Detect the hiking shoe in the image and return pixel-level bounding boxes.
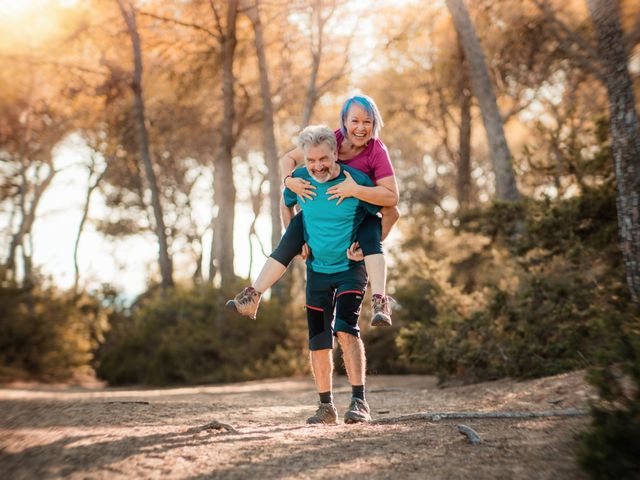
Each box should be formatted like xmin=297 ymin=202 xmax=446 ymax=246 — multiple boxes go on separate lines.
xmin=344 ymin=397 xmax=371 ymax=424
xmin=371 ymin=294 xmax=393 ymax=327
xmin=225 ymin=286 xmax=261 ymax=320
xmin=306 ymin=402 xmax=338 ymax=425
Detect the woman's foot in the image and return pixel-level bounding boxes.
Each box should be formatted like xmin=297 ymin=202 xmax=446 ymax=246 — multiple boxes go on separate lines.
xmin=225 ymin=286 xmax=261 ymax=320
xmin=370 ymin=294 xmax=392 ymax=327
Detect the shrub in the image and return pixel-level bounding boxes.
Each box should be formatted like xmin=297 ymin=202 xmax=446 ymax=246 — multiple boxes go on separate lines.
xmin=94 ymin=284 xmax=308 ymax=385
xmin=577 ymin=331 xmax=640 ymax=479
xmin=0 ymin=284 xmax=107 ymax=382
xmin=393 ymin=184 xmax=636 ymax=382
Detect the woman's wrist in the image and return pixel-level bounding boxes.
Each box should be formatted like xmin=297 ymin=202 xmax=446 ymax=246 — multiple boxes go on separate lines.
xmin=283 ymin=174 xmax=292 ymax=187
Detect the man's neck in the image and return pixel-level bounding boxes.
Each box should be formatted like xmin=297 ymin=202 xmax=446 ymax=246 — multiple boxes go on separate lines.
xmin=327 ymin=163 xmax=341 ymax=182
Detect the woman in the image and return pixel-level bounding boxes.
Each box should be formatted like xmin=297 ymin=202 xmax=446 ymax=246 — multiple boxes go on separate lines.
xmin=226 ymin=94 xmax=399 ymax=326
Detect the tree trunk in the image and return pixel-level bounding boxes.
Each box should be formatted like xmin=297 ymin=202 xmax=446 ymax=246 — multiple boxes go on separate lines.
xmin=457 ymin=36 xmax=472 ymax=209
xmin=301 ymin=0 xmax=325 ymax=127
xmin=4 ymin=91 xmax=55 ymax=286
xmin=212 ymin=0 xmax=238 ymax=288
xmin=588 ymin=0 xmax=640 ymax=302
xmin=247 ymin=1 xmax=281 ymax=252
xmin=445 ymin=0 xmax=520 ymax=202
xmin=117 ymin=0 xmax=174 ymax=288
xmin=5 ymin=162 xmax=56 ymax=285
xmin=247 ymin=1 xmax=291 ymax=301
xmin=73 ymin=159 xmax=108 ymax=293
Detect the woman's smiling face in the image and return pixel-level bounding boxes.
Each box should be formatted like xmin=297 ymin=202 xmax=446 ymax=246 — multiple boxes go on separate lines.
xmin=345 ymin=104 xmax=373 ymax=148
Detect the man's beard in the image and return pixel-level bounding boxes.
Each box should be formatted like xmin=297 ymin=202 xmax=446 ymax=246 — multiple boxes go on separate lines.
xmin=310 ymin=167 xmax=332 ymax=183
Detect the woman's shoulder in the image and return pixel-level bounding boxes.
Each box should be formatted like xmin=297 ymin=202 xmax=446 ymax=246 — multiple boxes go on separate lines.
xmin=368 ymin=137 xmax=391 ymax=160
xmin=370 ymin=137 xmax=388 ymax=151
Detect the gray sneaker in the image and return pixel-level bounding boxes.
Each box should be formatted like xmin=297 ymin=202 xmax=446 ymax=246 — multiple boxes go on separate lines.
xmin=306 ymin=402 xmax=338 ymax=425
xmin=344 ymin=397 xmax=371 ymax=424
xmin=225 ymin=286 xmax=261 ymax=320
xmin=371 ymin=294 xmax=393 ymax=327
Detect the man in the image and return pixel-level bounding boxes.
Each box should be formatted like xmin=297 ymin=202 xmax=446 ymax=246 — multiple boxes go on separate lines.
xmin=280 ymin=125 xmax=392 ymax=425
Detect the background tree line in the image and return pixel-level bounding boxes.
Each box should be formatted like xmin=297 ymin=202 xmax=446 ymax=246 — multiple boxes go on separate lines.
xmin=1 ymin=0 xmax=639 ymax=475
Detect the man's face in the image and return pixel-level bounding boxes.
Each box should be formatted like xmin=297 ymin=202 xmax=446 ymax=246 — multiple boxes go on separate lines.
xmin=304 ymin=142 xmax=337 ymax=183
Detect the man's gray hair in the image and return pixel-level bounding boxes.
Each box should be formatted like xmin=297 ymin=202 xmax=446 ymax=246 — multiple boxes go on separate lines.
xmin=297 ymin=125 xmax=337 ymax=153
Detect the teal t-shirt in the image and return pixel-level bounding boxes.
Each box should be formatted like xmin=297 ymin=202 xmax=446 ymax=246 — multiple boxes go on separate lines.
xmin=283 ymin=164 xmax=381 ymax=274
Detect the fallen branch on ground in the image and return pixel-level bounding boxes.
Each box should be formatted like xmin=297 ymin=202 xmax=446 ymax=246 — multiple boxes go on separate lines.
xmin=106 ymin=401 xmax=150 ymax=405
xmin=371 ymin=408 xmax=588 ymax=424
xmin=457 ymin=424 xmax=482 ymax=444
xmin=197 ymin=420 xmax=238 ymax=434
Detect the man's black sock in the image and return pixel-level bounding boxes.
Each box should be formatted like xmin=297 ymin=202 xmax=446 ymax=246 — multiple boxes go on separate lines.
xmin=352 ymin=385 xmax=365 ymax=401
xmin=319 ymin=391 xmax=333 ymax=404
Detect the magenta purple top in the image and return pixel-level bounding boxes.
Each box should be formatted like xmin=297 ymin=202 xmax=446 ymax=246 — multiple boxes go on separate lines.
xmin=335 ymin=130 xmax=395 ymax=184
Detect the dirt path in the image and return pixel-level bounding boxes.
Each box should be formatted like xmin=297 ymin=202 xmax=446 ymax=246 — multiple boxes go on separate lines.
xmin=0 ymin=371 xmax=593 ymax=479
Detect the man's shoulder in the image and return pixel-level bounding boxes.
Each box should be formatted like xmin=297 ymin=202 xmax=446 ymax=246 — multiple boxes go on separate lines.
xmin=292 ymin=166 xmax=310 ymax=179
xmin=341 ymin=164 xmax=373 ymax=186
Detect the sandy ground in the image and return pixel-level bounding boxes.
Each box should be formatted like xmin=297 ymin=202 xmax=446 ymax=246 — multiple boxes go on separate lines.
xmin=0 ymin=371 xmax=594 ymax=479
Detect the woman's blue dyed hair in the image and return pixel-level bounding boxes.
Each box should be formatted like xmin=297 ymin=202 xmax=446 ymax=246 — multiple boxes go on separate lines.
xmin=339 ymin=94 xmax=384 ymax=138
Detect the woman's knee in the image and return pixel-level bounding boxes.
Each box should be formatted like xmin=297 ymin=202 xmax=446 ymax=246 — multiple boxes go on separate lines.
xmin=270 ymin=212 xmax=305 ymax=265
xmin=357 ymin=215 xmax=383 ymax=256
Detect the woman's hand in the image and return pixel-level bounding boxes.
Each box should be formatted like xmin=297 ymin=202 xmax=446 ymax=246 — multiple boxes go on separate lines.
xmin=286 ymin=177 xmax=316 ymax=203
xmin=346 ymin=241 xmax=364 ymax=261
xmin=327 ymin=171 xmax=359 ymax=205
xmin=297 ymin=243 xmax=311 ymax=260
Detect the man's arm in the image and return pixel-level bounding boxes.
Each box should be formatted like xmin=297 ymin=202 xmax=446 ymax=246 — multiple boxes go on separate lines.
xmin=380 ymin=206 xmax=400 ymax=241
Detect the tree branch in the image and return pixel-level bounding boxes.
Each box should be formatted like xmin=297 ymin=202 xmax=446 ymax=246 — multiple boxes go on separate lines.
xmin=139 ymin=9 xmax=220 ymax=40
xmin=532 ymin=0 xmax=606 ymax=82
xmin=371 ymin=409 xmax=588 ymax=424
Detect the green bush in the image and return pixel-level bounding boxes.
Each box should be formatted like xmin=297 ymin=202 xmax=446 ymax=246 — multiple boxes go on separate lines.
xmin=398 ymin=277 xmax=627 ymax=382
xmin=0 ymin=285 xmax=107 ymax=382
xmin=577 ymin=332 xmax=640 ymax=479
xmin=393 ymin=184 xmax=636 ymax=382
xmin=94 ymin=285 xmax=308 ymax=385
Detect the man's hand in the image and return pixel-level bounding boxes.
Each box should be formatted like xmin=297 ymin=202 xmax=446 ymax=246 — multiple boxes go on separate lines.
xmin=327 ymin=171 xmax=358 ymax=205
xmin=297 ymin=243 xmax=311 ymax=260
xmin=286 ymin=177 xmax=316 ymax=203
xmin=346 ymin=241 xmax=364 ymax=261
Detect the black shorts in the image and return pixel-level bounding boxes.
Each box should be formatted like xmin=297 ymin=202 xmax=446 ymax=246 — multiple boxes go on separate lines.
xmin=305 ymin=264 xmax=368 ymax=351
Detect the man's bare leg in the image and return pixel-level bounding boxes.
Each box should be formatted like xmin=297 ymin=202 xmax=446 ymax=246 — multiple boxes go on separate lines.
xmin=307 ymin=349 xmax=337 ymax=424
xmin=337 ymin=332 xmax=371 ymax=423
xmin=310 ymin=349 xmax=333 ymax=393
xmin=336 ymin=332 xmax=365 ymax=385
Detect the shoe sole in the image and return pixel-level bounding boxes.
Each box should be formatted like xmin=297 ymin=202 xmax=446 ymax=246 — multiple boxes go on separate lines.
xmin=344 ymin=415 xmax=370 ymax=424
xmin=370 ymin=316 xmax=392 ymax=327
xmin=224 ymin=300 xmax=256 ymax=320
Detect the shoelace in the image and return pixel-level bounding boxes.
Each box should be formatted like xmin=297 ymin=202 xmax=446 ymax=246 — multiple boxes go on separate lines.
xmin=315 ymin=404 xmax=333 ymax=417
xmin=351 ymin=399 xmax=366 ymax=412
xmin=238 ymin=288 xmax=256 ymax=305
xmin=373 ymin=295 xmax=395 ymax=311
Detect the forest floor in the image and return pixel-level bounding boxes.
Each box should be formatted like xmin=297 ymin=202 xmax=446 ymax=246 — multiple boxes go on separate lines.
xmin=0 ymin=370 xmax=593 ymax=479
